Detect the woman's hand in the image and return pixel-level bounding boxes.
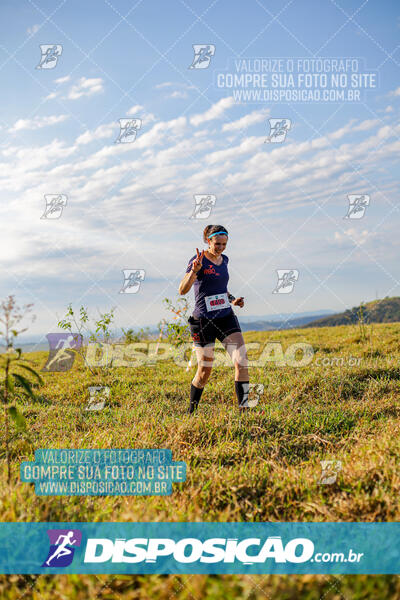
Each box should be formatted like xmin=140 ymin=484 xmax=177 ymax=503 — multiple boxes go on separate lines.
xmin=232 ymin=296 xmax=244 ymax=308
xmin=191 ymin=248 xmax=205 ymax=273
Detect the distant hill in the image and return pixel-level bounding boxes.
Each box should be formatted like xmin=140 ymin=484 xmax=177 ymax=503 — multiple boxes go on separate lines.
xmin=238 ymin=309 xmax=335 ymax=323
xmin=301 ymin=297 xmax=400 ymax=328
xmin=240 ymin=314 xmax=330 ymax=332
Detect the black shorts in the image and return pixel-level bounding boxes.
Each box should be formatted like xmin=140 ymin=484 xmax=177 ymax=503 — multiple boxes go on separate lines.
xmin=188 ymin=312 xmax=241 ymax=347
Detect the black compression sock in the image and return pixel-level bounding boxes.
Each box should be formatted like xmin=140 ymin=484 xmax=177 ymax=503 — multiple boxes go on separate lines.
xmin=235 ymin=380 xmax=250 ymax=408
xmin=188 ymin=383 xmax=204 ymax=414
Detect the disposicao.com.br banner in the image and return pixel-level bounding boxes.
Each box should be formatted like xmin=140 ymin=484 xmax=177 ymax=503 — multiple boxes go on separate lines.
xmin=0 ymin=522 xmax=398 ymax=575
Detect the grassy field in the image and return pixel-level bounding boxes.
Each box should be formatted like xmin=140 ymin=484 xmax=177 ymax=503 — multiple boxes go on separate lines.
xmin=0 ymin=321 xmax=399 ymax=599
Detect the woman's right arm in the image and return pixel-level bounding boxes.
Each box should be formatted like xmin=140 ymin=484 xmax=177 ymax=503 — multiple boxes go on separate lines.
xmin=179 ymin=270 xmax=197 ymax=295
xmin=179 ymin=248 xmax=204 ymax=295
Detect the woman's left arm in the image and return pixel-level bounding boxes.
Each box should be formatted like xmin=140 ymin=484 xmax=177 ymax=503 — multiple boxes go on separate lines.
xmin=228 ymin=291 xmax=244 ymax=308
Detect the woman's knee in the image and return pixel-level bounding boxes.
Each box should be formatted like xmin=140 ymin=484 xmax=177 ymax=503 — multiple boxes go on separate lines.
xmin=235 ymin=364 xmax=249 ymax=377
xmin=234 ymin=351 xmax=249 ymax=376
xmin=194 ymin=366 xmax=212 ymax=385
xmin=233 ymin=351 xmax=248 ymax=370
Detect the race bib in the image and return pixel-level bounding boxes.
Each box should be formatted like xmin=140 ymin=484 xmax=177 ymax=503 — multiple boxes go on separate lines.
xmin=205 ymin=293 xmax=229 ymax=312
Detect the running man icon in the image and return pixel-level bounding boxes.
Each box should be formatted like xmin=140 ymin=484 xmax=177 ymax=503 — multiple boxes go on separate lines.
xmin=344 ymin=194 xmax=370 ymax=219
xmin=42 ymin=333 xmax=82 ymax=372
xmin=189 ymin=44 xmax=216 ymax=69
xmin=45 ymin=531 xmax=77 ymax=566
xmin=272 ymin=269 xmax=299 ymax=294
xmin=36 ymin=44 xmax=63 ymax=69
xmin=42 ymin=529 xmax=82 ymax=567
xmin=41 ymin=194 xmax=67 ymax=219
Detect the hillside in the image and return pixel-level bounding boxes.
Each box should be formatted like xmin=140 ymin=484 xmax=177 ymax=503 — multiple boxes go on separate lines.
xmin=1 ymin=322 xmax=400 ymax=598
xmin=241 ymin=314 xmax=329 ymax=331
xmin=301 ymin=296 xmax=400 ymax=328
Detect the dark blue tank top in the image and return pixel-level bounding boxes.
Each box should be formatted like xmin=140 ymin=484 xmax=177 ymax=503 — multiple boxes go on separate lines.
xmin=185 ymin=253 xmax=233 ymax=319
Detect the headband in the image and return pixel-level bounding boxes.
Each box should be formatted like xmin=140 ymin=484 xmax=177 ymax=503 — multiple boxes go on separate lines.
xmin=208 ymin=231 xmax=228 ymax=239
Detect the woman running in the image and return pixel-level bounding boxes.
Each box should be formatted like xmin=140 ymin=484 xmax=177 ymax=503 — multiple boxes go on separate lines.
xmin=179 ymin=224 xmax=250 ymax=414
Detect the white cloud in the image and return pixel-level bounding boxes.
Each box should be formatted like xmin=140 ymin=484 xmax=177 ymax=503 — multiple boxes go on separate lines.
xmin=127 ymin=104 xmax=144 ymax=115
xmin=169 ymin=90 xmax=188 ymax=99
xmin=67 ymin=77 xmax=104 ymax=100
xmin=54 ymin=75 xmax=71 ymax=85
xmin=76 ymin=123 xmax=115 ymax=145
xmin=385 ymin=105 xmax=394 ymax=112
xmin=352 ymin=119 xmax=381 ymax=132
xmin=126 ymin=105 xmax=156 ymax=124
xmin=190 ymin=97 xmax=235 ymax=126
xmin=27 ymin=24 xmax=40 ymax=35
xmin=9 ymin=114 xmax=69 ymax=133
xmin=155 ymin=82 xmax=195 ymax=99
xmin=133 ymin=116 xmax=187 ymax=149
xmin=328 ymin=118 xmax=380 ymax=140
xmin=143 ymin=112 xmax=157 ymax=123
xmin=0 ymin=139 xmax=78 ymax=192
xmin=44 ymin=91 xmax=59 ymax=101
xmin=334 ymin=228 xmax=372 ymax=246
xmin=388 ymin=86 xmax=400 ymax=97
xmin=328 ymin=119 xmax=357 ymax=139
xmin=222 ymin=108 xmax=270 ymax=132
xmin=155 ymin=82 xmax=175 ymax=89
xmin=155 ymin=81 xmax=195 ymax=90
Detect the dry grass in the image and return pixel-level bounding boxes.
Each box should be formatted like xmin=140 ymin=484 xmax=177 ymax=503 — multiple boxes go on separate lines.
xmin=0 ymin=321 xmax=399 ymax=598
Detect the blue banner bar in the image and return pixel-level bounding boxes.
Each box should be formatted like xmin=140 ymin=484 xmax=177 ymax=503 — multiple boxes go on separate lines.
xmin=0 ymin=522 xmax=398 ymax=574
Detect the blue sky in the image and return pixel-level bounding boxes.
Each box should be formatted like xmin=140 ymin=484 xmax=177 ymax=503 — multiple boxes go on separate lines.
xmin=0 ymin=0 xmax=399 ymax=337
